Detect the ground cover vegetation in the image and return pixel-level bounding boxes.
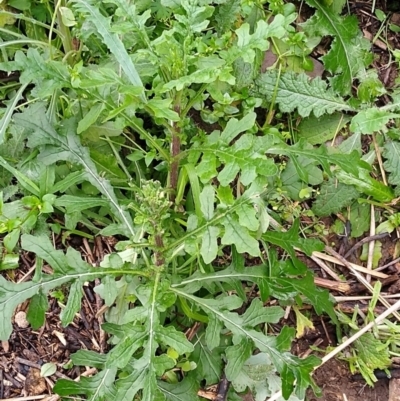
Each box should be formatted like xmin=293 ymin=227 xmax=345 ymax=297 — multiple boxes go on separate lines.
xmin=0 ymin=0 xmax=400 ymax=400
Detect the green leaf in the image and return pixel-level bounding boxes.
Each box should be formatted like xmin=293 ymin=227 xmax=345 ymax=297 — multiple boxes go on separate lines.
xmin=173 ymin=288 xmax=319 ymax=398
xmin=27 ymin=291 xmax=48 ymax=329
xmin=107 ymin=333 xmax=146 ymax=369
xmin=214 ymin=0 xmax=240 ymax=34
xmin=71 ymin=0 xmax=145 ymax=102
xmin=312 ymin=179 xmax=359 ymax=216
xmin=235 ymin=203 xmax=259 ymax=231
xmin=221 ymin=215 xmax=260 ymax=256
xmin=199 ymin=185 xmax=215 ymax=220
xmin=263 ymin=219 xmax=324 ymax=259
xmin=77 ymin=103 xmax=104 ymax=134
xmin=267 ymin=139 xmax=368 ymax=180
xmin=0 ymin=156 xmax=40 ymax=196
xmin=155 ymin=326 xmax=194 ymax=355
xmin=242 ymin=299 xmax=284 ymax=327
xmin=59 ymin=6 xmax=76 ymax=27
xmin=220 ymin=112 xmax=256 ymax=144
xmin=54 ymin=368 xmax=118 ymax=400
xmin=231 ymin=353 xmax=306 ymax=401
xmin=0 ymin=83 xmax=29 ymax=146
xmin=51 ymin=171 xmax=86 ymax=193
xmin=71 ymin=350 xmax=108 ymax=369
xmin=255 ymin=71 xmax=351 ymax=117
xmin=41 ymin=362 xmax=57 ymax=377
xmin=159 ymin=374 xmax=200 ymax=401
xmin=146 ymin=98 xmax=180 ymax=121
xmin=383 ymin=140 xmax=400 ymax=187
xmin=55 ymin=195 xmax=109 ymax=213
xmin=226 ymin=338 xmax=253 ymax=381
xmin=353 ymin=332 xmax=391 ymax=385
xmin=335 ymin=169 xmax=394 ymax=202
xmin=0 ymin=233 xmax=104 ymax=340
xmin=297 ymin=113 xmax=350 ymax=145
xmin=350 ymin=108 xmax=400 ymax=134
xmin=303 ymin=0 xmax=370 ymax=94
xmin=0 ymin=254 xmax=19 ymax=271
xmin=200 ymin=226 xmax=220 ymax=264
xmin=191 ymin=332 xmax=223 ymax=386
xmin=14 ymin=104 xmax=135 ymax=237
xmin=60 ymin=280 xmax=83 ymax=326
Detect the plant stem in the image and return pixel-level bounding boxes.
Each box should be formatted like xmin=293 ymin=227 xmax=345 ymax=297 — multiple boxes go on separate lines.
xmin=169 ymin=93 xmax=182 ymax=200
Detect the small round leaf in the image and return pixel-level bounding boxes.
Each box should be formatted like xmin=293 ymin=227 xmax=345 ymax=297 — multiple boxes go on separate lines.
xmin=40 ymin=362 xmax=57 ymax=377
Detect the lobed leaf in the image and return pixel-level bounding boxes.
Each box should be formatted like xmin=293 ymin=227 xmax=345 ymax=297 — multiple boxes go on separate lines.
xmin=350 ymin=108 xmax=400 ymax=134
xmin=302 ymin=0 xmax=370 ymax=94
xmin=71 ymin=0 xmax=145 ymax=102
xmin=254 ymin=71 xmax=351 ymax=117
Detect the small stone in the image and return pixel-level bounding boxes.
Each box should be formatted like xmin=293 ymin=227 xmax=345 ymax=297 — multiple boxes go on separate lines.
xmin=15 ymin=311 xmax=29 ymax=328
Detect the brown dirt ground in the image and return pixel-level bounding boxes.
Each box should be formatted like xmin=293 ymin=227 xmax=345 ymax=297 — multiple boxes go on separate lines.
xmin=307 ymin=358 xmax=389 ymax=401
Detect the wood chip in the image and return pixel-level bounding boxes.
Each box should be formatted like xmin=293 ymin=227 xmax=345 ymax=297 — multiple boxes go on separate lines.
xmin=24 ymin=368 xmax=46 ymax=396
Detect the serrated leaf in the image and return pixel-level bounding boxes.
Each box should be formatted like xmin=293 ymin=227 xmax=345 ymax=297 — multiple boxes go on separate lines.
xmin=263 ymin=219 xmax=324 ymax=259
xmin=312 ymin=179 xmax=359 ymax=216
xmin=235 ymin=203 xmax=259 ymax=231
xmin=226 ymin=338 xmax=253 ymax=381
xmin=192 ymin=332 xmax=223 ymax=385
xmin=71 ymin=350 xmax=108 ymax=369
xmin=350 ymin=108 xmax=400 ymax=134
xmin=155 ymin=325 xmax=194 ymax=355
xmin=298 ymin=113 xmax=350 ymax=145
xmin=107 ymin=333 xmax=146 ymax=369
xmin=22 ymin=234 xmax=79 ymax=274
xmin=146 ymin=98 xmax=180 ymax=121
xmin=54 ymin=368 xmax=118 ymax=400
xmin=221 ymin=215 xmax=260 ymax=256
xmin=214 ymin=0 xmax=240 ymax=34
xmin=335 ymin=169 xmax=394 ymax=202
xmin=0 ymin=233 xmax=104 ymax=340
xmin=254 ymin=71 xmax=351 ymax=117
xmin=173 ymin=288 xmax=319 ymax=398
xmin=353 ymin=332 xmax=391 ymax=384
xmin=303 ymin=0 xmax=369 ymax=94
xmin=242 ymin=299 xmax=284 ymax=327
xmin=267 ymin=139 xmax=366 ymax=181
